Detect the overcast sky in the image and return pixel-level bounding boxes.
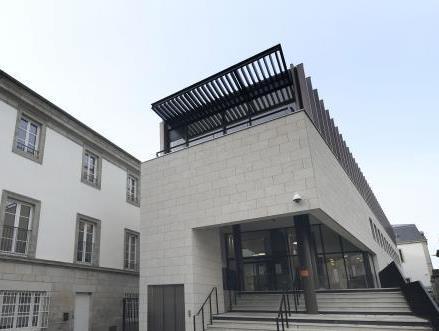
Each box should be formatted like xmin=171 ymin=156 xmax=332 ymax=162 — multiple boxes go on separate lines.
xmin=1 ymin=1 xmax=438 ymax=266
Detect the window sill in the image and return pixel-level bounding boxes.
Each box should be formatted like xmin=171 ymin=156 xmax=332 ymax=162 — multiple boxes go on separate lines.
xmin=126 ymin=197 xmax=140 ymax=207
xmin=81 ymin=177 xmax=101 ymax=190
xmin=74 ymin=260 xmax=97 ymax=267
xmin=0 ymin=250 xmax=29 ymax=258
xmin=12 ymin=147 xmax=43 ymax=164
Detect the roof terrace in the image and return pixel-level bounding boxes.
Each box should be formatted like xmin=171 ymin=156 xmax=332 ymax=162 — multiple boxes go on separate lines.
xmin=150 ymin=44 xmax=395 ymax=243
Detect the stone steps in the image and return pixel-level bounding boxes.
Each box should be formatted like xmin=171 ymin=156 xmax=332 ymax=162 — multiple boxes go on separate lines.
xmin=207 ymin=312 xmax=432 ymax=331
xmin=232 ymin=289 xmax=411 ymax=314
xmin=212 ymin=288 xmax=432 ymax=330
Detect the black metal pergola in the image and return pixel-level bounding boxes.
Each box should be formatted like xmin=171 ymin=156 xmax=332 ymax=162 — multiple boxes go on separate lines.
xmin=151 ymin=45 xmax=295 ymax=141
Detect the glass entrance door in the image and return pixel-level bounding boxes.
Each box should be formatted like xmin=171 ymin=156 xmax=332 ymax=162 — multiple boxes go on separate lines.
xmin=243 ymin=258 xmax=292 ymax=291
xmin=224 ymin=223 xmax=376 ymax=292
xmin=243 ymin=261 xmax=270 ymax=291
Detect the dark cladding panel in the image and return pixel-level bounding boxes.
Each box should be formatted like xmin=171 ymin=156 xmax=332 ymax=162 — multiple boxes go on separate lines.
xmin=148 ymin=284 xmax=185 ymax=331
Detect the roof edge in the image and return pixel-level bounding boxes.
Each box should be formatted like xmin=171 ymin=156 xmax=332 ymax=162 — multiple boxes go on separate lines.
xmin=0 ymin=69 xmax=140 ymax=168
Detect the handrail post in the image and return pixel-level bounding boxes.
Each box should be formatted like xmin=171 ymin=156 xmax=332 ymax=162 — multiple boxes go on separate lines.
xmin=215 ymin=287 xmax=219 ymax=314
xmin=294 ymin=290 xmax=298 ymax=312
xmin=193 ymin=315 xmax=196 ymax=331
xmin=201 ymin=307 xmax=205 ymax=331
xmin=209 ymin=296 xmax=212 ymax=324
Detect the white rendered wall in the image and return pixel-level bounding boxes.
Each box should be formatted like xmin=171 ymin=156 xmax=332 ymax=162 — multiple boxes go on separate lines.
xmin=0 ymin=99 xmax=140 ymax=270
xmin=399 ymin=242 xmax=433 ymax=287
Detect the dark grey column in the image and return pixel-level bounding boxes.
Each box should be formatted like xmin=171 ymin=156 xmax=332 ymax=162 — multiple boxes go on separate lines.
xmin=162 ymin=122 xmax=170 ymax=154
xmin=309 ymin=233 xmax=320 ymax=288
xmin=232 ymin=225 xmax=244 ymax=291
xmin=294 ymin=214 xmax=318 ymax=313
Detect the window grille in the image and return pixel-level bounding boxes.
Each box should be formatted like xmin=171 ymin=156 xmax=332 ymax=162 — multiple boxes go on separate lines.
xmin=127 ymin=176 xmax=138 ymax=203
xmin=0 ymin=291 xmax=50 ymax=330
xmin=123 ymin=293 xmax=138 ymax=331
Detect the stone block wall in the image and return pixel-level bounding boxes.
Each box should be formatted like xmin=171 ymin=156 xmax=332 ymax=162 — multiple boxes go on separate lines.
xmin=0 ymin=257 xmax=138 ymax=331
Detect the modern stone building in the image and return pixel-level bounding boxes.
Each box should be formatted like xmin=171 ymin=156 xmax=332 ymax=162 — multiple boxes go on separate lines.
xmin=138 ymin=46 xmax=437 ymax=331
xmin=0 ymin=70 xmax=140 ymax=330
xmin=393 ymin=224 xmax=433 ymax=289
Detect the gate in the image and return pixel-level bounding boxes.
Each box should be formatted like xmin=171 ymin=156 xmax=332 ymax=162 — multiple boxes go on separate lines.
xmin=122 ymin=294 xmax=139 ymax=331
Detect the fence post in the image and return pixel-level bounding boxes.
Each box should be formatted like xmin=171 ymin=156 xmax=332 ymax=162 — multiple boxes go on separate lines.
xmin=122 ymin=298 xmax=126 ymax=331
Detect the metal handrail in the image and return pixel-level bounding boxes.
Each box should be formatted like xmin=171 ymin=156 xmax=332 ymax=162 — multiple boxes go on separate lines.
xmin=16 ymin=141 xmax=39 ymax=157
xmin=275 ymin=293 xmax=289 ymax=331
xmin=275 ymin=272 xmax=303 ymax=330
xmin=193 ymin=287 xmax=219 ymax=331
xmin=156 ymin=105 xmax=294 ymax=156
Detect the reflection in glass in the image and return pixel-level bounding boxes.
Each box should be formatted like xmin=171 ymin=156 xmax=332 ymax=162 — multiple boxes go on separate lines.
xmin=287 ymin=229 xmax=298 ymax=255
xmin=315 ymin=255 xmax=329 ymax=288
xmin=242 ymin=231 xmax=271 ymax=257
xmin=326 ymin=254 xmax=348 ymax=289
xmin=243 ymin=262 xmax=270 ymax=291
xmin=345 ymin=253 xmax=368 ymax=288
xmin=320 ymin=226 xmax=341 ymax=253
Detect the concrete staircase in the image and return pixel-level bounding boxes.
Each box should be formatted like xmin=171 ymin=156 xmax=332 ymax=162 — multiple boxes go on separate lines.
xmin=207 ymin=288 xmax=433 ymax=330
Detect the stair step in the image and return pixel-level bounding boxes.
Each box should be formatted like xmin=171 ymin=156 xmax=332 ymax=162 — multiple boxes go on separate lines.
xmin=209 ymin=312 xmax=432 ymax=331
xmin=208 ymin=322 xmax=432 ymax=331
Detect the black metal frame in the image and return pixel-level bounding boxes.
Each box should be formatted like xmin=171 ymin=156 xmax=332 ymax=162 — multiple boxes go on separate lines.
xmin=275 ymin=280 xmax=302 ymax=331
xmin=152 ymin=45 xmax=295 ymax=149
xmin=193 ymin=287 xmax=219 ymax=331
xmin=122 ymin=297 xmax=139 ymax=331
xmin=224 ymin=225 xmax=375 ymax=292
xmin=276 ymin=293 xmax=290 ymax=331
xmin=156 ymin=105 xmax=294 ymax=156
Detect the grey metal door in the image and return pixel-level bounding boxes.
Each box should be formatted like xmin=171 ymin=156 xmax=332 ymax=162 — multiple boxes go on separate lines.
xmin=147 ymin=284 xmax=185 ymax=331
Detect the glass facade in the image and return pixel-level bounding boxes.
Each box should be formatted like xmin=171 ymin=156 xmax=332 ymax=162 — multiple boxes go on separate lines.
xmin=224 ymin=224 xmax=375 ymax=291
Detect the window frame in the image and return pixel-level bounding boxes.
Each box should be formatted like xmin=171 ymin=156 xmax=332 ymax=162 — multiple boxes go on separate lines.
xmin=12 ymin=110 xmax=46 ymax=164
xmin=81 ymin=147 xmax=102 ymax=189
xmin=124 ymin=229 xmax=140 ymax=271
xmin=73 ymin=214 xmax=101 ymax=266
xmin=126 ymin=173 xmax=140 ymax=207
xmin=0 ymin=191 xmax=41 ymax=258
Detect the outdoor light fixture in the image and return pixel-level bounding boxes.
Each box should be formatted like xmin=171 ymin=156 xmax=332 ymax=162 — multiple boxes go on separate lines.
xmin=292 ymin=193 xmax=302 ymax=203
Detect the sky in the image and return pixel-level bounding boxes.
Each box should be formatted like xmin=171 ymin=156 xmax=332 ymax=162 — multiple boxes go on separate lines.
xmin=1 ymin=1 xmax=438 ymax=266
